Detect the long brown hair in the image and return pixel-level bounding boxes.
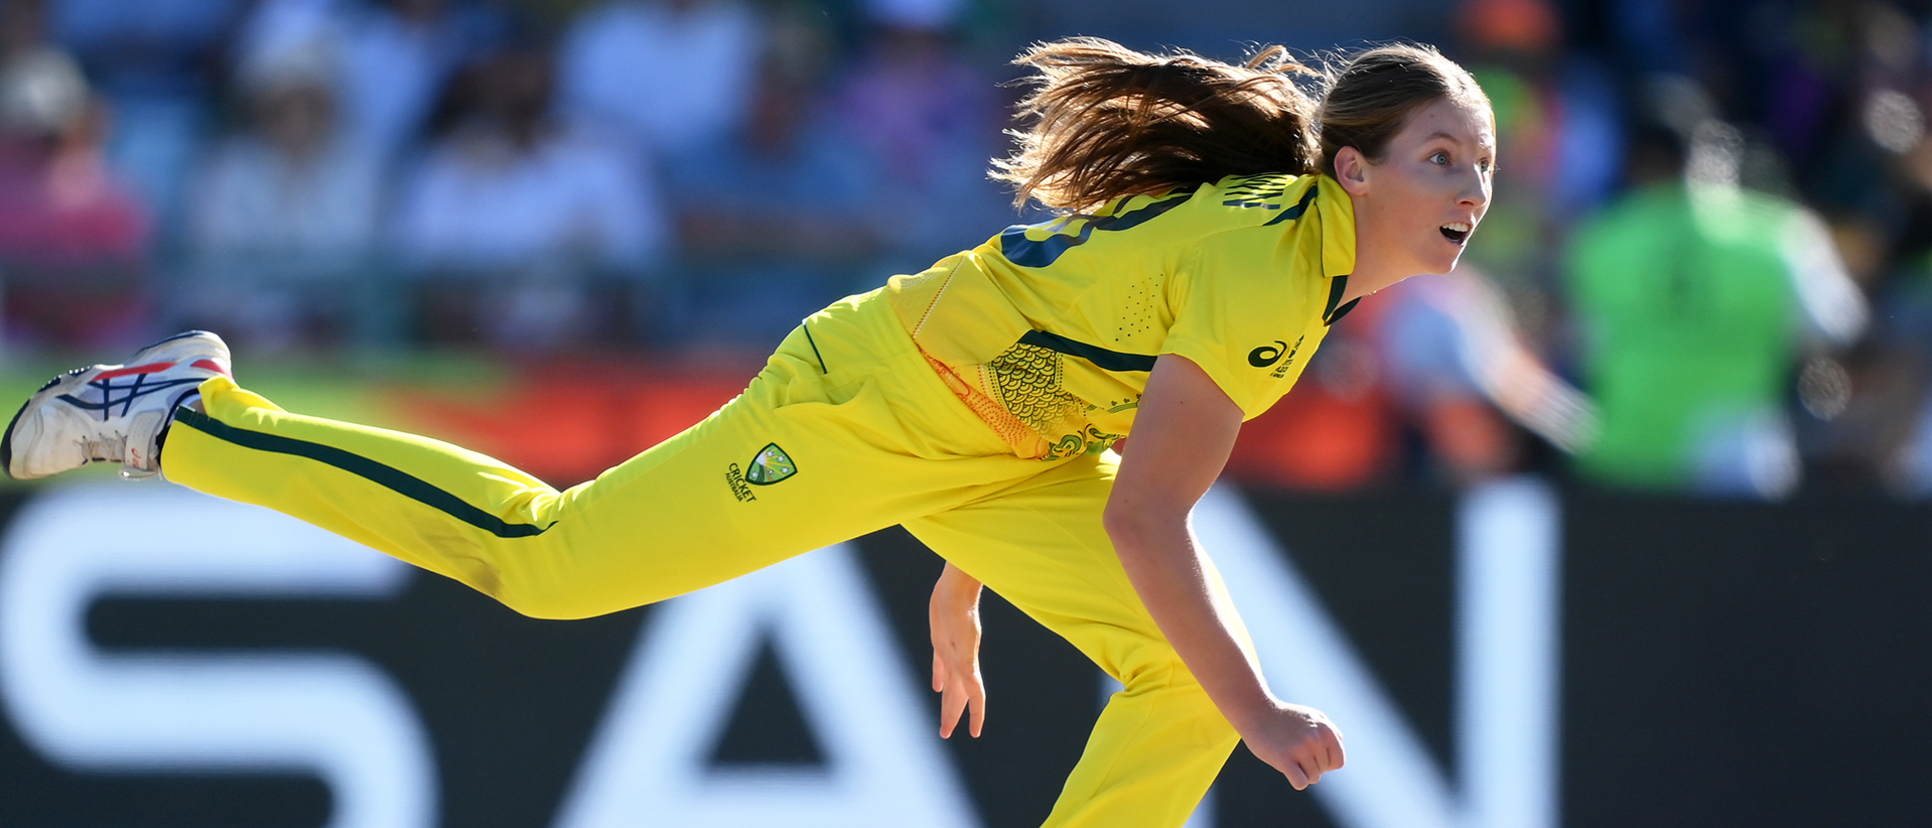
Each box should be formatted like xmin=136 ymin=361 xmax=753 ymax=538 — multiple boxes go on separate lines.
xmin=993 ymin=38 xmax=1487 ymax=212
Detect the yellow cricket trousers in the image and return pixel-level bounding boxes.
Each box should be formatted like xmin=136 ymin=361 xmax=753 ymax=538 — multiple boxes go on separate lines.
xmin=164 ymin=289 xmax=1244 ymax=828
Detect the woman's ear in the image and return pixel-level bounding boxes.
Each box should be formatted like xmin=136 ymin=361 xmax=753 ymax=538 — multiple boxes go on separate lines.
xmin=1333 ymin=146 xmax=1372 ymax=196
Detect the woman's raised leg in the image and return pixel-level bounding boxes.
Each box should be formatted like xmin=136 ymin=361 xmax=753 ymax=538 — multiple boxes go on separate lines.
xmin=157 ymin=300 xmax=1035 ymax=619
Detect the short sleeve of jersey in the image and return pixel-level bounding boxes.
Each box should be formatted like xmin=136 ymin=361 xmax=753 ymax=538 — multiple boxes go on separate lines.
xmin=1161 ymin=226 xmax=1322 ymax=420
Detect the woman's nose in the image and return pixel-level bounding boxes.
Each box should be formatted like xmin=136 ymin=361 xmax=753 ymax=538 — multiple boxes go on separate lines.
xmin=1460 ymin=170 xmax=1490 ymax=210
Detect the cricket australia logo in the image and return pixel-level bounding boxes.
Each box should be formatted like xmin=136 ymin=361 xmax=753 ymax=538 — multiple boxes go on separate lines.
xmin=726 ymin=443 xmax=798 ymax=502
xmin=746 ymin=443 xmax=797 ymax=485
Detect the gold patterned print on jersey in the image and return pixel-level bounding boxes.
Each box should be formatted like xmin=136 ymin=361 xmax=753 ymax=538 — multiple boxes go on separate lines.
xmin=985 ymin=342 xmax=1084 ymax=439
xmin=922 ymin=348 xmax=1053 ymax=458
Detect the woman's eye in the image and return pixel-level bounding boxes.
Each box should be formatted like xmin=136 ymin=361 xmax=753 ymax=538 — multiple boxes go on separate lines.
xmin=1431 ymin=151 xmax=1450 ymax=165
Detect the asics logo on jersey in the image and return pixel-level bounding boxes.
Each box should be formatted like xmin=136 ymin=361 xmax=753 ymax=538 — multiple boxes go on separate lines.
xmin=58 ymin=362 xmax=214 ymax=419
xmin=1248 ymin=336 xmax=1307 ymax=378
xmin=1248 ymin=341 xmax=1289 ymax=368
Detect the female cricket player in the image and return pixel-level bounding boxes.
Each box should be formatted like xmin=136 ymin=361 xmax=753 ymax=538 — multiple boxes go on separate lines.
xmin=4 ymin=37 xmax=1493 ymax=828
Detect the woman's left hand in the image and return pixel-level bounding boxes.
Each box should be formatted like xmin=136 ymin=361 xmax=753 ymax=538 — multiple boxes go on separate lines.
xmin=929 ymin=562 xmax=987 ymax=738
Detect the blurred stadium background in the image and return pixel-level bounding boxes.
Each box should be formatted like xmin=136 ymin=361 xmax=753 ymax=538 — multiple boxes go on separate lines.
xmin=1 ymin=0 xmax=1931 ymax=825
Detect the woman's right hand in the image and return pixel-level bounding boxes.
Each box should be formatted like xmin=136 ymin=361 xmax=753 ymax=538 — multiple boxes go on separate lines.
xmin=1239 ymin=700 xmax=1346 ymax=790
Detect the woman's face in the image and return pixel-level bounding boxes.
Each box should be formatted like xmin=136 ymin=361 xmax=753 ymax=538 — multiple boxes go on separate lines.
xmin=1344 ymin=96 xmax=1495 ymax=278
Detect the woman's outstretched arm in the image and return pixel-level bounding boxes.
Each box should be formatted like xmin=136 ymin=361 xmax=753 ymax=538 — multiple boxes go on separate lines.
xmin=1103 ymin=354 xmax=1345 ymax=790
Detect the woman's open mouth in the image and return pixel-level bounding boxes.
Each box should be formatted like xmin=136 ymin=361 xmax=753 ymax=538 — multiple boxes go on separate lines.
xmin=1440 ymin=222 xmax=1472 ymax=245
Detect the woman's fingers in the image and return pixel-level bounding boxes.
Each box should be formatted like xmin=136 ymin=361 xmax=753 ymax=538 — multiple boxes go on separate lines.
xmin=1324 ymin=730 xmax=1346 ymax=771
xmin=966 ymin=667 xmax=986 ymax=738
xmin=1282 ymin=760 xmax=1310 ymax=791
xmin=933 ymin=653 xmax=986 ymax=738
xmin=1258 ymin=709 xmax=1344 ymax=790
xmin=938 ymin=677 xmax=969 ymax=738
xmin=1298 ymin=753 xmax=1323 ymax=786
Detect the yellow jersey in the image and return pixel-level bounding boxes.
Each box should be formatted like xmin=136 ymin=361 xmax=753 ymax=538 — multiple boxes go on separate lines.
xmin=884 ymin=172 xmax=1359 ymax=460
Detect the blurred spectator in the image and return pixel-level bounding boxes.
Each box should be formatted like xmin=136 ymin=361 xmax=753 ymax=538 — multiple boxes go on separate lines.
xmin=391 ymin=43 xmax=668 ymax=349
xmin=1376 ymin=266 xmax=1598 ymax=485
xmin=334 ymin=0 xmax=501 ymax=156
xmin=48 ymin=0 xmax=244 ymax=232
xmin=1762 ymin=0 xmax=1932 ymax=493
xmin=831 ymin=21 xmax=1010 ymax=269
xmin=557 ymin=0 xmax=766 ymax=165
xmin=179 ymin=37 xmax=384 ymax=352
xmin=1564 ymin=83 xmax=1867 ymax=499
xmin=0 ymin=2 xmax=151 ymax=348
xmin=661 ymin=15 xmax=891 ymax=347
xmin=236 ymin=0 xmax=504 ymax=162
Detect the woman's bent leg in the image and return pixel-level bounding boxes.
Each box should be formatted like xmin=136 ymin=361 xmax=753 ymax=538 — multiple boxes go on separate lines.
xmin=904 ymin=455 xmax=1246 ymax=828
xmin=164 ymin=324 xmax=1024 ymax=619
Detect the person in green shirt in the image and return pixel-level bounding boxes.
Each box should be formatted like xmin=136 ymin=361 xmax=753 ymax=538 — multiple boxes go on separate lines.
xmin=1566 ymin=97 xmax=1864 ymax=496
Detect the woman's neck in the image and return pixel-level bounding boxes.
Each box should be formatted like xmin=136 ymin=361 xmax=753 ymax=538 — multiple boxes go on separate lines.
xmin=1340 ymin=194 xmax=1415 ymax=304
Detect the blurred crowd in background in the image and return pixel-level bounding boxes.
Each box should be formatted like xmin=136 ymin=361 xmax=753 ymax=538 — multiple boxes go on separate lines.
xmin=1 ymin=0 xmax=1930 ymax=498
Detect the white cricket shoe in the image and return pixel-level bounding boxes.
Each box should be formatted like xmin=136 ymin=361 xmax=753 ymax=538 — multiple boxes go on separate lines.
xmin=2 ymin=330 xmax=232 ymax=480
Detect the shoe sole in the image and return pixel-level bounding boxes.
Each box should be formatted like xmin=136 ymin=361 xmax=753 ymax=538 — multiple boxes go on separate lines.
xmin=1 ymin=331 xmax=231 ymax=480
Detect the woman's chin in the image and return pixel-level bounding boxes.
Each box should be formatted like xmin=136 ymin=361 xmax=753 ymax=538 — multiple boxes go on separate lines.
xmin=1413 ymin=255 xmax=1461 ymax=277
xmin=1407 ymin=242 xmax=1467 ymax=277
